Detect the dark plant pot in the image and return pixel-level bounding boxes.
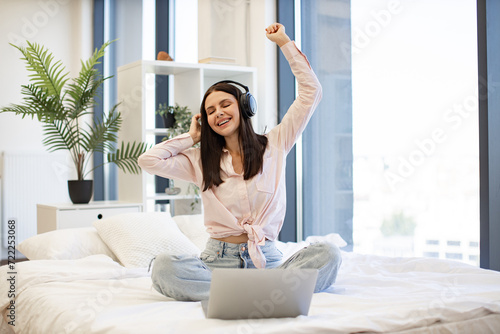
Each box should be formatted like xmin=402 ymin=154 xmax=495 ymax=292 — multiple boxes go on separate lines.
xmin=68 ymin=180 xmax=93 ymax=204
xmin=162 ymin=113 xmax=175 ymax=128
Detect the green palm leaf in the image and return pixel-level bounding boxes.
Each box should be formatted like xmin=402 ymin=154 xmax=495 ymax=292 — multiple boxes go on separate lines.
xmin=66 ymin=74 xmax=106 ymax=119
xmin=1 ymin=84 xmax=65 ymax=122
xmin=80 ymin=104 xmax=121 ymax=153
xmin=42 ymin=120 xmax=79 ymax=152
xmin=108 ymin=141 xmax=151 ymax=174
xmin=85 ymin=141 xmax=150 ymax=178
xmin=1 ymin=104 xmax=37 ymax=120
xmin=66 ymin=41 xmax=113 ymax=117
xmin=11 ymin=41 xmax=69 ymax=97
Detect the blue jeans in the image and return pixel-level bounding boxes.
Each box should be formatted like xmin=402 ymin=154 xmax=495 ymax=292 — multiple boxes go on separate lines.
xmin=151 ymin=239 xmax=342 ymax=301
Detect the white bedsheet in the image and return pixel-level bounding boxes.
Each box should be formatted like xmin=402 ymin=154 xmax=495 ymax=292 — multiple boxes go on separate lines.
xmin=1 ymin=248 xmax=500 ymax=333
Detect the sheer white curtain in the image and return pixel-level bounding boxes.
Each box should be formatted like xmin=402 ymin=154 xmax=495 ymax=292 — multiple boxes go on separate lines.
xmin=300 ymin=0 xmax=354 ymax=250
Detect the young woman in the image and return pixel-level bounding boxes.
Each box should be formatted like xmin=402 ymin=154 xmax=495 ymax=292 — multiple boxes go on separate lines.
xmin=138 ymin=23 xmax=342 ymax=301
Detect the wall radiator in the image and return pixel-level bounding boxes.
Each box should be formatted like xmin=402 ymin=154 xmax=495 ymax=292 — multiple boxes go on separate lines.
xmin=1 ymin=151 xmax=71 ymax=249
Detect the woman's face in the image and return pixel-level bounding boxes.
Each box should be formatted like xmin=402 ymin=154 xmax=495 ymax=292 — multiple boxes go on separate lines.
xmin=204 ymin=90 xmax=241 ymax=138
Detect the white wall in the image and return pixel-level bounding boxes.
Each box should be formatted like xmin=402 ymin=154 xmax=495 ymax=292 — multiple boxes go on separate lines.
xmin=0 ymin=0 xmax=93 ymax=155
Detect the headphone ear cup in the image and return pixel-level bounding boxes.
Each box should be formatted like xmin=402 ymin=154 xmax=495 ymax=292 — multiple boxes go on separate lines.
xmin=240 ymin=92 xmax=257 ymax=119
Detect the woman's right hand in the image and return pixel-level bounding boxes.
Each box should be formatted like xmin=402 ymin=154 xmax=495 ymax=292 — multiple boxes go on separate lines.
xmin=189 ymin=113 xmax=202 ymax=144
xmin=265 ymin=23 xmax=291 ymax=47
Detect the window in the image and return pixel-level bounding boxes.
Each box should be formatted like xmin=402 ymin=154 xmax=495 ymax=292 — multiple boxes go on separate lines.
xmin=289 ymin=0 xmax=479 ymax=266
xmin=351 ymin=0 xmax=479 ymax=265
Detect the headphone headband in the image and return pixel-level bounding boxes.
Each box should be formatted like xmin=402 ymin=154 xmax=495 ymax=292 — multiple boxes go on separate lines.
xmin=213 ymin=80 xmax=250 ymax=93
xmin=211 ymin=80 xmax=256 ymax=119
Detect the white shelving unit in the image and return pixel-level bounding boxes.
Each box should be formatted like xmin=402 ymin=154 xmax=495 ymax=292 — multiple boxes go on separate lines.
xmin=117 ymin=60 xmax=257 ymax=212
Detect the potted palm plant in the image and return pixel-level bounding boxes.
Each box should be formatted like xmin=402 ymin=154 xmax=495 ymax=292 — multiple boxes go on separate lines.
xmin=0 ymin=40 xmax=149 ymax=204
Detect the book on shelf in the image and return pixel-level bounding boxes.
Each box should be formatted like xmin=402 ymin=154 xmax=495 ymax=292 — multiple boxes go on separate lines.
xmin=198 ymin=57 xmax=237 ymax=65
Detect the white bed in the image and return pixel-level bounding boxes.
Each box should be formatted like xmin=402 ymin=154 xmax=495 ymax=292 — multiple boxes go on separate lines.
xmin=1 ymin=212 xmax=500 ymax=334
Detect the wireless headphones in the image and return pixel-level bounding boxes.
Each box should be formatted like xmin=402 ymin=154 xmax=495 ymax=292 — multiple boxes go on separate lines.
xmin=211 ymin=80 xmax=257 ymax=119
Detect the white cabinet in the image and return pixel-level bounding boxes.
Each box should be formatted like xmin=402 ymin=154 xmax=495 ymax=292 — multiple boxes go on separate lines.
xmin=37 ymin=201 xmax=143 ymax=234
xmin=116 ymin=59 xmax=257 ymax=212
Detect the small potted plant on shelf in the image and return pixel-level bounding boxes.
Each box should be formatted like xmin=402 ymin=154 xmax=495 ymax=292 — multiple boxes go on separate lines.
xmin=156 ymin=103 xmax=192 ymax=138
xmin=0 ymin=41 xmax=150 ymax=204
xmin=156 ymin=103 xmax=200 ymax=210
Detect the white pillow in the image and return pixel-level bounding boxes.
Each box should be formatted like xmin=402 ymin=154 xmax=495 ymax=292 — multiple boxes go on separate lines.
xmin=172 ymin=214 xmax=209 ymax=251
xmin=93 ymin=212 xmax=200 ymax=268
xmin=17 ymin=227 xmax=118 ymax=261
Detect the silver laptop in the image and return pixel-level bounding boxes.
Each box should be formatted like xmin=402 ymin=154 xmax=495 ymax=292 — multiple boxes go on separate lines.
xmin=202 ymin=268 xmax=318 ymax=320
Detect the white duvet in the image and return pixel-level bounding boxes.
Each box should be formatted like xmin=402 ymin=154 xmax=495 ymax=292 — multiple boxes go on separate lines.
xmin=2 ymin=244 xmax=500 ymax=334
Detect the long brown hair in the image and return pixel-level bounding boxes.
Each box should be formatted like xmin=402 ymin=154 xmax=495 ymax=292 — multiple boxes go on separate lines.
xmin=200 ymin=82 xmax=268 ymax=191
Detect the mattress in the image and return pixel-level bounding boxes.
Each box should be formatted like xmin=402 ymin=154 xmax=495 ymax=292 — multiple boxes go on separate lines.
xmin=1 ymin=249 xmax=499 ymax=333
xmin=1 ymin=212 xmax=499 ymax=333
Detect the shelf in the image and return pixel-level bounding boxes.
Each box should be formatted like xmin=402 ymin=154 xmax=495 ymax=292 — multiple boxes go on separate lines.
xmin=146 ymin=128 xmax=169 ymax=135
xmin=118 ymin=60 xmax=256 ymax=77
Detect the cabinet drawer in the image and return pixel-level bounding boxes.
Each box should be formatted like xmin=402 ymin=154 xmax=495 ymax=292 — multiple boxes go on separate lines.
xmin=57 ymin=206 xmax=141 ymax=229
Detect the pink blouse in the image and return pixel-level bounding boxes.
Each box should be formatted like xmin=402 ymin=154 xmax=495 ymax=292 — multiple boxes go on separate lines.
xmin=138 ymin=41 xmax=322 ymax=268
